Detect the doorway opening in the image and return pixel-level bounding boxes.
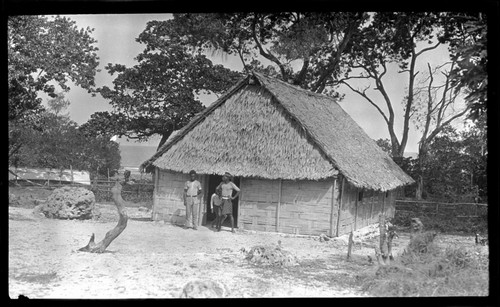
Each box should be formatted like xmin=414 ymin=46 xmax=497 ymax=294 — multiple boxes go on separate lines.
xmin=205 ymin=174 xmax=240 ymax=228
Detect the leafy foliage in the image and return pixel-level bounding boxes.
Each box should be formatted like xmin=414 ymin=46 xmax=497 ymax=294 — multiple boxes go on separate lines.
xmin=85 ymin=26 xmax=242 ymax=147
xmin=9 ymin=95 xmax=120 ymax=178
xmin=409 ymin=120 xmax=487 ymax=202
xmin=148 ymin=13 xmax=368 ymax=96
xmin=441 ymin=13 xmax=487 ymax=120
xmin=375 ymin=138 xmax=393 ymax=156
xmin=8 ymin=15 xmax=99 ymax=122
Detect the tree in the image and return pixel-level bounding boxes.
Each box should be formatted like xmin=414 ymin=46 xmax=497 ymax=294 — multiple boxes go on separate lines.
xmin=84 ymin=27 xmax=242 ymax=148
xmin=8 ymin=15 xmax=99 ymax=122
xmin=419 ymin=118 xmax=487 ymax=202
xmin=411 ymin=61 xmax=470 ymax=199
xmin=441 ymin=13 xmax=487 ymax=120
xmin=8 ymin=15 xmax=100 ymax=167
xmin=339 ymin=12 xmax=445 ymax=158
xmin=10 ymin=94 xmax=121 ymax=178
xmin=146 ymin=13 xmax=368 ymax=97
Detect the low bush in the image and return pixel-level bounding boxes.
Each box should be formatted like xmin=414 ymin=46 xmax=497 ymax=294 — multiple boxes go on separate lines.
xmin=360 ymin=232 xmax=489 ymax=296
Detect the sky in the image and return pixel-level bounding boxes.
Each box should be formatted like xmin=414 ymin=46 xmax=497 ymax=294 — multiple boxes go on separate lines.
xmin=43 ymin=13 xmax=467 ymax=153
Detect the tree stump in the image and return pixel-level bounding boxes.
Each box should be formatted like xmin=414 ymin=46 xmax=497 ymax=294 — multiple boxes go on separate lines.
xmin=78 ymin=181 xmax=128 ymax=253
xmin=347 ymin=231 xmax=354 ymax=260
xmin=375 ymin=214 xmax=397 ymax=265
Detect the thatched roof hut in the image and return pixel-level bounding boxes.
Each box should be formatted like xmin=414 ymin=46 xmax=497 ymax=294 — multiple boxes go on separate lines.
xmin=141 ymin=71 xmax=413 ymax=191
xmin=141 ymin=72 xmax=413 ymax=236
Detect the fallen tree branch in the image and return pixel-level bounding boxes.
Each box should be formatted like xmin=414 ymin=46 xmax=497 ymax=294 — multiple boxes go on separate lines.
xmin=78 ymin=181 xmax=128 ymax=253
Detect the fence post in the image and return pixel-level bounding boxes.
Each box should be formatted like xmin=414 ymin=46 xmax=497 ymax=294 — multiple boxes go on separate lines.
xmin=436 ymin=203 xmax=439 ymax=215
xmin=70 ymin=165 xmax=74 ymax=185
xmin=107 ymin=168 xmax=110 ymax=181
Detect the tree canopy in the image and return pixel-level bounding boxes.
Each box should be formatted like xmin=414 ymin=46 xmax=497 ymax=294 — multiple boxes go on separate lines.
xmin=10 ymin=94 xmax=121 ymax=178
xmin=81 ymin=23 xmax=242 ymax=148
xmin=8 ymin=15 xmax=99 ymax=122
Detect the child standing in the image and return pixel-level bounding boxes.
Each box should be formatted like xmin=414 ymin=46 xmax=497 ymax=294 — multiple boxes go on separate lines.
xmin=211 ymin=188 xmax=222 ymax=229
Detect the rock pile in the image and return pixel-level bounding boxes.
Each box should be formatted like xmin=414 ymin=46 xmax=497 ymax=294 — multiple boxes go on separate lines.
xmin=37 ymin=186 xmax=96 ymax=220
xmin=241 ymin=241 xmax=298 ymax=267
xmin=180 ymin=280 xmax=230 ymax=298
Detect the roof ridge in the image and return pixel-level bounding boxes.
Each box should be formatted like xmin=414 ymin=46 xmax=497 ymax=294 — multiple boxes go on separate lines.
xmin=251 ymin=71 xmax=333 ymax=100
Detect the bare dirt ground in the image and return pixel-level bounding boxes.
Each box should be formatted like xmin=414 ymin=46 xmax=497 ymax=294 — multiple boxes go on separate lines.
xmin=8 ymin=188 xmax=481 ymax=298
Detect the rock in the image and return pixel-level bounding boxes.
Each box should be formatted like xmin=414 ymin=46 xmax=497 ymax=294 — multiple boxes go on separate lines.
xmin=180 ymin=280 xmax=230 ymax=298
xmin=243 ymin=244 xmax=298 ymax=267
xmin=41 ymin=186 xmax=96 ymax=220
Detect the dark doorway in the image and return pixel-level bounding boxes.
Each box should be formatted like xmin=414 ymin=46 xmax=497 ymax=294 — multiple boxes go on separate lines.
xmin=205 ymin=174 xmax=240 ymax=228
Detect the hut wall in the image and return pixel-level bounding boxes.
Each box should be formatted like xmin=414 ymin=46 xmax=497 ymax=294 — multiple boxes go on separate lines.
xmin=338 ymin=179 xmax=357 ymax=236
xmin=239 ymin=178 xmax=335 ymax=236
xmin=338 ymin=179 xmax=397 ymax=236
xmin=279 ymin=179 xmax=333 ymax=235
xmin=152 ymin=169 xmax=206 ymax=226
xmin=239 ymin=178 xmax=279 ymax=232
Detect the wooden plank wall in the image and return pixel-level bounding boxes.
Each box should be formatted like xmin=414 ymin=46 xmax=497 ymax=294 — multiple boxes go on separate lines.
xmin=338 ymin=179 xmax=356 ymax=236
xmin=238 ymin=178 xmax=279 ymax=232
xmin=338 ymin=181 xmax=397 ymax=236
xmin=153 ymin=169 xmax=207 ymax=226
xmin=239 ymin=178 xmax=335 ymax=235
xmin=279 ymin=179 xmax=333 ymax=235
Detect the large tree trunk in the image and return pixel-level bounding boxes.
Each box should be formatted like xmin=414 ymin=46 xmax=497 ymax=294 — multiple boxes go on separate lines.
xmin=79 ymin=181 xmax=128 ymax=253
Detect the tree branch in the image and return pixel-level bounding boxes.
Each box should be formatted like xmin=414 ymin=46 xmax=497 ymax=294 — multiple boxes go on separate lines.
xmin=251 ymin=14 xmax=288 ymax=80
xmin=415 ymin=41 xmax=441 ymax=57
xmin=341 ymin=81 xmax=390 ymax=125
xmin=311 ymin=16 xmax=361 ymax=92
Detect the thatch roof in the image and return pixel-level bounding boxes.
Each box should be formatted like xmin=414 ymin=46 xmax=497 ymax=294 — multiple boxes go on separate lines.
xmin=141 ymin=72 xmax=414 ymax=191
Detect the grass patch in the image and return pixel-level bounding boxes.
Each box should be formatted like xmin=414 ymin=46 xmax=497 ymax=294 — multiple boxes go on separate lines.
xmin=359 ymin=232 xmax=489 ymax=296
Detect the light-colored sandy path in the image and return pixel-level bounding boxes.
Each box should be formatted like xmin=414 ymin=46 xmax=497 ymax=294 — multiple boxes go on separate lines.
xmin=9 ymin=206 xmax=417 ymax=298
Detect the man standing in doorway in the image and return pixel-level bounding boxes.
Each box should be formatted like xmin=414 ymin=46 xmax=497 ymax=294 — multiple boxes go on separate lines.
xmin=184 ymin=170 xmax=202 ymax=230
xmin=216 ymin=172 xmax=240 ymax=233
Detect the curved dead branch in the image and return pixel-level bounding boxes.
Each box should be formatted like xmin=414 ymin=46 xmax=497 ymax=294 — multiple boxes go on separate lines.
xmin=79 ymin=181 xmax=128 ymax=253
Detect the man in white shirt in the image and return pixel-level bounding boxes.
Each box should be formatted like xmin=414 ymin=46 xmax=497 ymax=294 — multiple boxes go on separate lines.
xmin=184 ymin=170 xmax=202 ymax=230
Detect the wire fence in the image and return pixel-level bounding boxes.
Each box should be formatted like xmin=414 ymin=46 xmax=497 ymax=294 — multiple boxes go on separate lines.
xmin=394 ymin=199 xmax=488 ymax=233
xmin=9 ymin=178 xmax=154 ymax=205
